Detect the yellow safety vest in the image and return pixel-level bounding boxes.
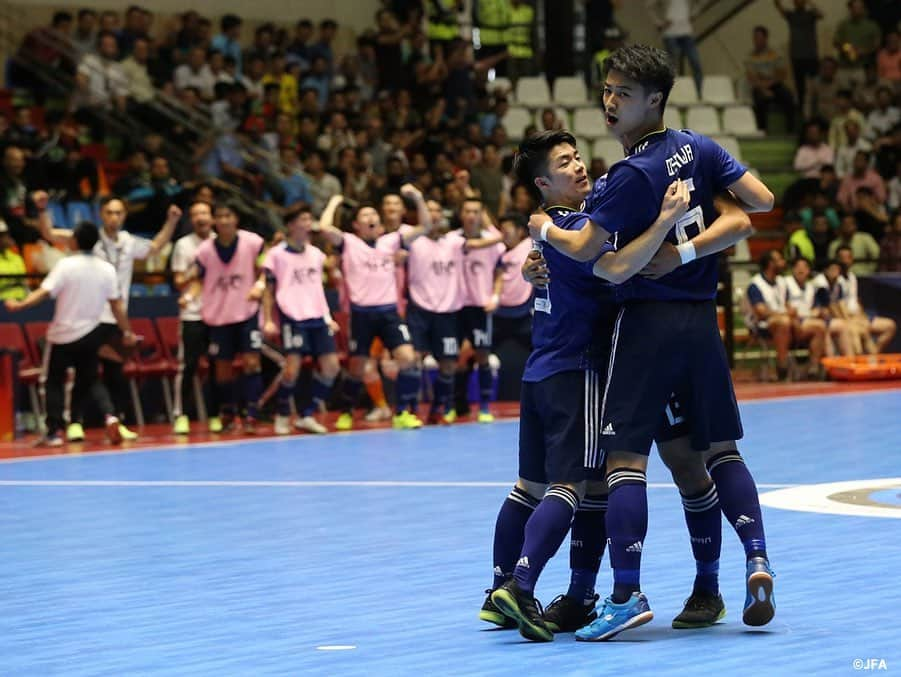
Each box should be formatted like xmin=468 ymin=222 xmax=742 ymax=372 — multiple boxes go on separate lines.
xmin=507 ymin=4 xmax=534 ymax=59
xmin=427 ymin=0 xmax=460 ymax=42
xmin=477 ymin=0 xmax=510 ymax=47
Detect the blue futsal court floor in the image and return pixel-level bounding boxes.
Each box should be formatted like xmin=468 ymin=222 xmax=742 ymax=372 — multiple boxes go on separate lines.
xmin=1 ymin=389 xmax=899 ymax=676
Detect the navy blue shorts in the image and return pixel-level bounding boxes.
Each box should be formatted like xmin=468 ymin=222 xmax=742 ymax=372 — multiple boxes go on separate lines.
xmin=281 ymin=318 xmax=337 ymax=357
xmin=208 ymin=318 xmax=262 ymax=361
xmin=349 ymin=306 xmax=411 ymax=357
xmin=598 ymin=300 xmax=743 ymax=456
xmin=519 ymin=369 xmax=606 ymax=484
xmin=459 ymin=305 xmax=493 ymax=350
xmin=406 ymin=303 xmax=459 ymax=360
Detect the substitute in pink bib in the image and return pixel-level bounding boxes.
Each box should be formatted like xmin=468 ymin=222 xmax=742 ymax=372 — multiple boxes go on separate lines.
xmin=264 ymin=242 xmax=330 ymax=321
xmin=195 ymin=229 xmax=264 ymax=326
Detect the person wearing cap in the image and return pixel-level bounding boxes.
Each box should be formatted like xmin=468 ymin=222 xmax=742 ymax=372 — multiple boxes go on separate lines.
xmin=0 ymin=219 xmax=27 ymax=301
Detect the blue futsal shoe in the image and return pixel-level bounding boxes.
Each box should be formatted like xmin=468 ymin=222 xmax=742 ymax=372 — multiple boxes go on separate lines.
xmin=575 ymin=592 xmax=654 ymax=641
xmin=743 ymin=556 xmax=775 ymax=626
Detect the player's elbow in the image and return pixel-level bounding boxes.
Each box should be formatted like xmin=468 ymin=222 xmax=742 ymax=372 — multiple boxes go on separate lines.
xmin=735 ymin=212 xmax=754 ymax=239
xmin=759 ymin=188 xmax=775 ymax=212
xmin=593 ymin=259 xmax=628 ymax=284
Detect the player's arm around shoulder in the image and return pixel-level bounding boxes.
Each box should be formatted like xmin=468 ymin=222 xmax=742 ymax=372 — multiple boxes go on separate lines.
xmin=727 ymin=171 xmax=775 ymax=214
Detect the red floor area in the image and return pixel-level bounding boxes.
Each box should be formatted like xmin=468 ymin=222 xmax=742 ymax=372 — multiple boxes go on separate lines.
xmin=2 ymin=380 xmax=900 ymax=461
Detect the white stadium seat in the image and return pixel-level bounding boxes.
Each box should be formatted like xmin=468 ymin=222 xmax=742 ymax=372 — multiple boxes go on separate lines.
xmin=553 ymin=76 xmax=589 ymax=107
xmin=576 ymin=137 xmax=593 ymax=166
xmin=573 ymin=107 xmax=608 ymax=139
xmin=664 ymin=106 xmax=683 ymax=130
xmin=515 ymin=76 xmax=552 ymax=108
xmin=711 ymin=135 xmax=743 ymax=162
xmin=592 ymin=138 xmax=625 ymax=165
xmin=668 ymin=76 xmax=698 ymax=106
xmin=701 ymin=75 xmax=736 ymax=106
xmin=488 ymin=76 xmax=513 ymax=99
xmin=722 ymin=106 xmax=763 ymax=136
xmin=502 ymin=107 xmax=535 ymax=140
xmin=685 ymin=105 xmax=722 ymax=135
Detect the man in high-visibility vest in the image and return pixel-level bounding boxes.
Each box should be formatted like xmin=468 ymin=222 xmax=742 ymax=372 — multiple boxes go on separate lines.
xmin=506 ymin=0 xmax=535 ymax=85
xmin=427 ymin=0 xmax=462 ymax=58
xmin=476 ymin=0 xmax=511 ymax=76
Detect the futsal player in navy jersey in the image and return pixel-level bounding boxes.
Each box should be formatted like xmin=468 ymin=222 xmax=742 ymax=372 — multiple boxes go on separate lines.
xmin=485 ymin=130 xmax=691 ymax=642
xmin=531 ymin=45 xmax=777 ymax=640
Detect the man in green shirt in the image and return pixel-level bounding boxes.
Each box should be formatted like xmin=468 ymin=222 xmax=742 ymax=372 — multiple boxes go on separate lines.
xmin=828 ymin=212 xmax=880 ymax=275
xmin=0 ymin=220 xmax=27 ymax=301
xmin=833 ymin=0 xmax=882 ymax=88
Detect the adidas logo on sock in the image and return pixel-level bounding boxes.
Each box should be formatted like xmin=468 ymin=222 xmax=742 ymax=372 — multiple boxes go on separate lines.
xmin=493 ymin=566 xmax=503 ymax=576
xmin=516 ymin=556 xmax=530 ymax=569
xmin=626 ymin=541 xmax=643 ymax=553
xmin=734 ymin=515 xmax=755 ymax=528
xmin=602 ymin=422 xmax=615 ymax=435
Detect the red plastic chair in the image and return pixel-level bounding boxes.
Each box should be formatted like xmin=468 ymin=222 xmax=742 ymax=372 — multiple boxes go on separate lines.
xmin=129 ymin=317 xmax=177 ymax=422
xmin=0 ymin=322 xmax=43 ymax=427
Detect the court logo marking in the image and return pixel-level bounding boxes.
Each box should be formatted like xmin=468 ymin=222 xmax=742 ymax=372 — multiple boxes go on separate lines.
xmin=760 ymin=478 xmax=901 ymax=519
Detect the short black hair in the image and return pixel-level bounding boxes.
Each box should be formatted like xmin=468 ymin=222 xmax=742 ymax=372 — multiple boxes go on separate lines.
xmin=73 ymin=221 xmax=99 ymax=251
xmin=284 ymin=203 xmax=312 ymax=224
xmin=78 ymin=9 xmax=97 ymax=20
xmin=320 ymin=19 xmax=338 ymax=30
xmin=499 ymin=212 xmax=528 ymax=232
xmin=758 ymin=249 xmax=781 ymax=272
xmin=52 ymin=11 xmax=73 ymax=26
xmin=99 ymin=194 xmax=125 ymax=209
xmin=296 ymin=19 xmax=313 ymax=29
xmin=836 ymin=244 xmax=853 ymax=257
xmin=220 ymin=14 xmax=242 ymax=32
xmin=214 ymin=200 xmax=242 ymax=217
xmin=791 ymin=256 xmax=811 ymax=268
xmin=753 ymin=25 xmax=769 ymax=37
xmin=602 ymin=44 xmax=676 ymax=108
xmin=513 ymin=129 xmax=579 ymax=203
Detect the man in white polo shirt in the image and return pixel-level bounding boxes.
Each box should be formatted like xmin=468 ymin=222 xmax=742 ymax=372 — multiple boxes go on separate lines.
xmin=38 ymin=192 xmax=181 ymax=441
xmin=4 ymin=221 xmax=136 ymax=446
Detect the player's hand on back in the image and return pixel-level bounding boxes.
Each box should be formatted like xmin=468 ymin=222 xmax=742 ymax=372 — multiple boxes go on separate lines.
xmin=639 ymin=242 xmax=680 ymax=279
xmin=522 ymin=248 xmax=549 ymax=288
xmin=657 ymin=180 xmax=690 ymax=228
xmin=527 ymin=208 xmax=551 ymax=241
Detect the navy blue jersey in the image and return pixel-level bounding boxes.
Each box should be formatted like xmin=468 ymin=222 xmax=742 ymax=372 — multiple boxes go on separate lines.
xmin=523 ymin=206 xmax=616 ymax=382
xmin=587 ymin=128 xmax=746 ymax=302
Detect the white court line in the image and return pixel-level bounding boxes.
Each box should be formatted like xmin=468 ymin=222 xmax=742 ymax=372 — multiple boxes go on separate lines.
xmin=0 ymin=480 xmax=794 ymax=488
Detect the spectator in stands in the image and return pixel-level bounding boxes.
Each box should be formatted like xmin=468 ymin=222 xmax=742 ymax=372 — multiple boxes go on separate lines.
xmin=301 ymin=56 xmax=331 ymax=110
xmin=835 ymin=245 xmax=897 ymax=353
xmin=71 ymin=8 xmax=97 ymax=54
xmin=853 ymin=62 xmax=882 ymax=113
xmin=887 ymin=159 xmax=901 ymax=211
xmin=773 ymin=0 xmax=822 ymax=114
xmin=121 ymin=36 xmax=155 ymax=106
xmin=649 ymin=0 xmax=703 ymax=98
xmin=746 ymin=25 xmax=796 ymax=133
xmin=0 ymin=146 xmax=38 ymax=248
xmin=0 ymin=220 xmax=26 ymax=301
xmin=475 ymin=0 xmax=510 ymax=77
xmin=98 ymin=10 xmax=119 ymax=34
xmin=809 ymin=211 xmax=834 ymax=270
xmin=174 ymin=47 xmax=215 ymax=101
xmin=784 ymin=210 xmax=815 ymax=263
xmin=266 ymin=146 xmax=313 ymax=215
xmin=793 ymin=121 xmax=834 ymax=178
xmin=210 ymin=14 xmax=243 ymax=76
xmin=470 ymin=143 xmax=504 ymax=216
xmin=828 ymin=212 xmax=880 ymax=273
xmin=866 ymin=86 xmax=900 ymax=141
xmin=834 ymin=118 xmax=871 ymax=177
xmin=113 ymin=149 xmax=149 ymax=197
xmin=827 ymin=90 xmax=866 ymax=151
xmin=375 ymin=9 xmax=410 ymax=92
xmin=805 ymin=56 xmax=840 ymax=122
xmin=853 ymin=185 xmax=890 ymax=239
xmin=506 ymin=0 xmax=536 ymax=85
xmin=72 ymin=30 xmax=128 ymax=140
xmin=873 ymin=122 xmax=901 ymax=178
xmin=303 ymin=149 xmax=341 ymax=217
xmin=240 ymin=55 xmax=267 ymax=102
xmin=2 ymin=107 xmax=42 ymax=155
xmin=833 ymin=0 xmax=882 ymax=88
xmin=879 ymin=211 xmax=901 ymax=272
xmin=747 ymin=249 xmax=825 ymax=380
xmin=14 ymin=11 xmax=73 ymax=97
xmin=117 ymin=5 xmax=148 ymax=57
xmin=539 ymin=108 xmax=564 ymax=132
xmin=245 ymin=23 xmax=276 ymax=65
xmin=877 ymin=30 xmax=901 ymax=86
xmin=208 ymin=50 xmax=233 ymax=87
xmin=287 ymin=19 xmax=314 ymax=68
xmin=311 ymin=19 xmax=339 ymax=74
xmin=837 ymin=150 xmax=887 ymax=212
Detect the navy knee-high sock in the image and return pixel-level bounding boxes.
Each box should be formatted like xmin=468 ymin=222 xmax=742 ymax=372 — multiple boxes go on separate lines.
xmin=681 ymin=483 xmax=722 ymax=595
xmin=302 ymin=375 xmax=333 ymax=416
xmin=606 ymin=468 xmax=648 ymax=603
xmin=243 ymin=371 xmax=263 ymax=419
xmin=217 ymin=379 xmax=236 ymax=417
xmin=568 ymin=493 xmax=608 ymax=604
xmin=275 ymin=381 xmax=294 ymax=416
xmin=432 ymin=372 xmax=453 ymax=414
xmin=492 ymin=486 xmax=540 ymax=590
xmin=478 ymin=364 xmax=493 ymax=412
xmin=513 ymin=485 xmax=579 ymax=594
xmin=707 ymin=451 xmax=767 ymax=561
xmin=396 ymin=368 xmax=420 ymax=414
xmin=342 ymin=377 xmax=363 ymax=413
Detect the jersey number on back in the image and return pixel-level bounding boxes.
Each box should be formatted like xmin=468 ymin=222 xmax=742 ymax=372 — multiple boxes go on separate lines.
xmin=673 ymin=205 xmax=706 ymax=245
